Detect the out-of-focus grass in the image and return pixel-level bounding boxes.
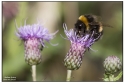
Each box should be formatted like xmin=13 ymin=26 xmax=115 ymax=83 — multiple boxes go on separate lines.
xmin=3 ymin=2 xmax=29 ymax=79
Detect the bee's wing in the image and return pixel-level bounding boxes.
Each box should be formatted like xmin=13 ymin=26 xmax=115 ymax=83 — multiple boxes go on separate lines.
xmin=101 ymin=22 xmax=113 ymax=28
xmin=88 ymin=22 xmax=99 ymax=25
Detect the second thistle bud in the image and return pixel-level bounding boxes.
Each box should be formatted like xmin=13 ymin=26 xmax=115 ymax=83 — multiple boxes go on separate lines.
xmin=103 ymin=56 xmax=122 ymax=75
xmin=64 ymin=43 xmax=86 ymax=70
xmin=63 ymin=23 xmax=98 ymax=70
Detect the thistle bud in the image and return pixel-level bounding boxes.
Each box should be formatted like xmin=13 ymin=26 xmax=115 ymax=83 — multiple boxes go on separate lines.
xmin=64 ymin=43 xmax=86 ymax=70
xmin=16 ymin=21 xmax=58 ymax=65
xmin=63 ymin=23 xmax=98 ymax=70
xmin=24 ymin=38 xmax=42 ymax=65
xmin=103 ymin=56 xmax=122 ymax=75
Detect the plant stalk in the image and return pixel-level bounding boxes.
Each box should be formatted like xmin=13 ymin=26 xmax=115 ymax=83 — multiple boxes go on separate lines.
xmin=114 ymin=71 xmax=123 ymax=81
xmin=32 ymin=65 xmax=36 ymax=81
xmin=66 ymin=70 xmax=72 ymax=82
xmin=109 ymin=74 xmax=114 ymax=81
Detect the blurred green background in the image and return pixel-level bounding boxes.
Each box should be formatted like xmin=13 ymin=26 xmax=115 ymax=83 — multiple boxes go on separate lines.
xmin=2 ymin=1 xmax=122 ymax=82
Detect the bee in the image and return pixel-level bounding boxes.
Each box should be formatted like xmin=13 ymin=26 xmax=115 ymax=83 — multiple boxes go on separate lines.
xmin=74 ymin=14 xmax=105 ymax=41
xmin=40 ymin=45 xmax=43 ymax=51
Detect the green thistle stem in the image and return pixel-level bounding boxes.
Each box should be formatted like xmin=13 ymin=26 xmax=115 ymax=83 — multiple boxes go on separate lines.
xmin=114 ymin=71 xmax=123 ymax=81
xmin=109 ymin=74 xmax=114 ymax=81
xmin=32 ymin=65 xmax=36 ymax=81
xmin=103 ymin=71 xmax=122 ymax=81
xmin=66 ymin=70 xmax=72 ymax=82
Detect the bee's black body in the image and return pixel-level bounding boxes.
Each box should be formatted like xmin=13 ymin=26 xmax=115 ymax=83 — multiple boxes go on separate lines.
xmin=74 ymin=14 xmax=103 ymax=41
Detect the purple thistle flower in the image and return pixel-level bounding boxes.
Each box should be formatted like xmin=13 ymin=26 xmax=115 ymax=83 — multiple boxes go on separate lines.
xmin=63 ymin=23 xmax=98 ymax=70
xmin=15 ymin=20 xmax=58 ymax=65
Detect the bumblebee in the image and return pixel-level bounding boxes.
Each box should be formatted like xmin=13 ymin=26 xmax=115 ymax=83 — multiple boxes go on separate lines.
xmin=40 ymin=45 xmax=43 ymax=51
xmin=74 ymin=14 xmax=103 ymax=41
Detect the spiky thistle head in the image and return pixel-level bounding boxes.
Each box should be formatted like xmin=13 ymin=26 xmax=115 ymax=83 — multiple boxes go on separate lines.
xmin=15 ymin=20 xmax=58 ymax=65
xmin=63 ymin=23 xmax=98 ymax=70
xmin=103 ymin=55 xmax=122 ymax=75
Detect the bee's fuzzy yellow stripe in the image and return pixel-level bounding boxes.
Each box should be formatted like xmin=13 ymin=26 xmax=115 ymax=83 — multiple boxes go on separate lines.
xmin=99 ymin=22 xmax=103 ymax=32
xmin=78 ymin=15 xmax=89 ymax=31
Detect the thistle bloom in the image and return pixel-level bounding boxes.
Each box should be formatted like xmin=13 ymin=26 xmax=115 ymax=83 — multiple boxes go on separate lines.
xmin=16 ymin=21 xmax=58 ymax=65
xmin=103 ymin=56 xmax=122 ymax=75
xmin=63 ymin=23 xmax=98 ymax=70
